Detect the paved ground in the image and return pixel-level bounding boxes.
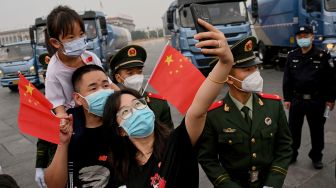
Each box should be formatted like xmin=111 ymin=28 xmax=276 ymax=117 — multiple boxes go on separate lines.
xmin=0 ymin=38 xmax=335 ymax=187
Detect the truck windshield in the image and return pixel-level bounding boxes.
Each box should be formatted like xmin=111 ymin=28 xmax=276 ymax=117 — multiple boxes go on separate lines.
xmin=84 ymin=20 xmax=97 ymax=40
xmin=0 ymin=43 xmax=33 ymax=63
xmin=179 ymin=2 xmax=247 ymax=28
xmin=325 ymin=0 xmax=336 ymax=11
xmin=36 ymin=26 xmax=46 ymax=46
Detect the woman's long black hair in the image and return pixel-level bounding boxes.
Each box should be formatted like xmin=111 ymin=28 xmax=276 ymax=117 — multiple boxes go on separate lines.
xmin=103 ymin=88 xmax=171 ymax=183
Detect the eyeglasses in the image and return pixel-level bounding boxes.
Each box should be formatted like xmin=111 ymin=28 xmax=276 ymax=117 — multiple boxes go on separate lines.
xmin=116 ymin=98 xmax=147 ymax=120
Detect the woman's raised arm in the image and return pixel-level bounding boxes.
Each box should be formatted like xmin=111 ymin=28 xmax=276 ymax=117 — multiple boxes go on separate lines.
xmin=185 ymin=19 xmax=234 ymax=146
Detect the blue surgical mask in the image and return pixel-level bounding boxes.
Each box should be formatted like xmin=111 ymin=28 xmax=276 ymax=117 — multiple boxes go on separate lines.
xmin=61 ymin=36 xmax=88 ymax=57
xmin=79 ymin=89 xmax=114 ymax=117
xmin=120 ymin=107 xmax=155 ymax=138
xmin=297 ymin=37 xmax=312 ymax=48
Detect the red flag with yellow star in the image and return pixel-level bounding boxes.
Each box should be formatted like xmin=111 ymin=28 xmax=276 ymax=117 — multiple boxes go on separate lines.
xmin=18 ymin=74 xmax=60 ymax=144
xmin=149 ymin=45 xmax=205 ymax=114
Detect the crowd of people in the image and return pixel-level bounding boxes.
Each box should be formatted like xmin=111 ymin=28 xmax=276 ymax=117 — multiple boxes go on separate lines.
xmin=3 ymin=4 xmax=334 ymax=188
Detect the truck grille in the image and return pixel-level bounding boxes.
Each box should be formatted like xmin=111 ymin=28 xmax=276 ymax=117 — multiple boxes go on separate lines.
xmin=4 ymin=71 xmax=30 ymax=78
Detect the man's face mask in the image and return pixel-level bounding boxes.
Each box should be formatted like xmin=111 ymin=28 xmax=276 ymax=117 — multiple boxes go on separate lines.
xmin=229 ymin=70 xmax=263 ymax=93
xmin=120 ymin=74 xmax=144 ymax=92
xmin=60 ymin=36 xmax=88 ymax=57
xmin=297 ymin=37 xmax=312 ymax=48
xmin=78 ymin=89 xmax=114 ymax=117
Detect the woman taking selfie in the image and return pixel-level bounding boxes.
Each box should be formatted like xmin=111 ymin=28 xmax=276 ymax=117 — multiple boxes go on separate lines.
xmin=103 ymin=19 xmax=234 ymax=188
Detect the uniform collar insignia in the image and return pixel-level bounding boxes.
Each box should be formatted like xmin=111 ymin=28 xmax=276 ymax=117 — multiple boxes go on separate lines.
xmin=224 ymin=103 xmax=230 ymax=112
xmin=258 ymin=98 xmax=264 ymax=106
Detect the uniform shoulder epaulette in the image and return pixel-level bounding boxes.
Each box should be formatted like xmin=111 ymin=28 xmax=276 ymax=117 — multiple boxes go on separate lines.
xmin=208 ymin=100 xmax=224 ymax=111
xmin=147 ymin=92 xmax=165 ymax=100
xmin=257 ymin=93 xmax=282 ymax=100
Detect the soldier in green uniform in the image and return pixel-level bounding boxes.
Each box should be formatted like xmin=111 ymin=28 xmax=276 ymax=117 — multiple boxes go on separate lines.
xmin=35 ymin=53 xmax=55 ymax=188
xmin=198 ymin=36 xmax=293 ymax=188
xmin=109 ymin=45 xmax=174 ymax=129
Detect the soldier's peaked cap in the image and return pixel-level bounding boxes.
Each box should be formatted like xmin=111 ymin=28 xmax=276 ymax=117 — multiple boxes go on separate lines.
xmin=109 ymin=45 xmax=147 ymax=74
xmin=231 ymin=36 xmax=261 ymax=68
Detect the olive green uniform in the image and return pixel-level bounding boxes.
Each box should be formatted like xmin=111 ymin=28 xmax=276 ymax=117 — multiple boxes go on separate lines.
xmin=143 ymin=91 xmax=174 ymax=129
xmin=198 ymin=93 xmax=292 ymax=188
xmin=35 ymin=139 xmax=57 ymax=168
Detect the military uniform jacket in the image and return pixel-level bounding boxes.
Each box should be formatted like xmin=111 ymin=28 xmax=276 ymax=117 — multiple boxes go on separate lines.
xmin=143 ymin=91 xmax=174 ymax=129
xmin=283 ymin=46 xmax=336 ymax=102
xmin=198 ymin=93 xmax=292 ymax=188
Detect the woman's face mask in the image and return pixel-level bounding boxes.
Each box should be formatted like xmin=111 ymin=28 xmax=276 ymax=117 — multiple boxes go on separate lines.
xmin=60 ymin=36 xmax=88 ymax=57
xmin=119 ymin=106 xmax=155 ymax=138
xmin=78 ymin=89 xmax=114 ymax=117
xmin=229 ymin=70 xmax=263 ymax=93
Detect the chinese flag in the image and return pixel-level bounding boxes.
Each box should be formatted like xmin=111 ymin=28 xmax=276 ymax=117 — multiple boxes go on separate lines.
xmin=18 ymin=74 xmax=60 ymax=144
xmin=149 ymin=45 xmax=205 ymax=114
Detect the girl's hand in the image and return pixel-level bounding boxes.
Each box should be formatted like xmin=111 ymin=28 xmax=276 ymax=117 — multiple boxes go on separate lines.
xmin=194 ymin=19 xmax=234 ymax=65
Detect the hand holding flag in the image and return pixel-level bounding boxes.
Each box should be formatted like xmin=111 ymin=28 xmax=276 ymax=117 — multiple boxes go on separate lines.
xmin=18 ymin=74 xmax=60 ymax=144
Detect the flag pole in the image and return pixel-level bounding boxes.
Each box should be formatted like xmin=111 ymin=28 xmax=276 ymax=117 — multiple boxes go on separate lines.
xmin=141 ymin=40 xmax=170 ymax=96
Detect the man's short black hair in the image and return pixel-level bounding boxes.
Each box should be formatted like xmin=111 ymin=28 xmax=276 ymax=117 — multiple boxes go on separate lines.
xmin=72 ymin=65 xmax=106 ymax=92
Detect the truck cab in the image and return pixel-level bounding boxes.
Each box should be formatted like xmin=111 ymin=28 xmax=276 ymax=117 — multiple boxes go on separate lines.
xmin=81 ymin=11 xmax=132 ymax=71
xmin=0 ymin=42 xmax=41 ymax=91
xmin=250 ymin=0 xmax=336 ymax=68
xmin=165 ymin=0 xmax=252 ymax=75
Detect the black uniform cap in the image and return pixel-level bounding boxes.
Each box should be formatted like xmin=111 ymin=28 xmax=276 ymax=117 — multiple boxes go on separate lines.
xmin=295 ymin=25 xmax=313 ymax=35
xmin=109 ymin=45 xmax=147 ymax=74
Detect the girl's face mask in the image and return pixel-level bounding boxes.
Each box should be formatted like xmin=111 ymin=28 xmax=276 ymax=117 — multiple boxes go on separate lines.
xmin=60 ymin=36 xmax=88 ymax=57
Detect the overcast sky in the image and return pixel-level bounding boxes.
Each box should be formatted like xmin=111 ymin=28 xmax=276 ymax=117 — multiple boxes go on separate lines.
xmin=0 ymin=0 xmax=175 ymax=31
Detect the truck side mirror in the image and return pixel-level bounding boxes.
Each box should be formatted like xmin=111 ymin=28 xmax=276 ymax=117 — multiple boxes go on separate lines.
xmin=29 ymin=26 xmax=36 ymax=46
xmin=99 ymin=17 xmax=108 ymax=36
xmin=167 ymin=10 xmax=174 ymax=31
xmin=251 ymin=0 xmax=259 ymax=18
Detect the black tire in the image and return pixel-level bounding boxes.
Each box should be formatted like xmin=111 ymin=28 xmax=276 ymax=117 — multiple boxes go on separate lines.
xmin=258 ymin=41 xmax=268 ymax=62
xmin=258 ymin=42 xmax=274 ymax=69
xmin=8 ymin=85 xmax=18 ymax=92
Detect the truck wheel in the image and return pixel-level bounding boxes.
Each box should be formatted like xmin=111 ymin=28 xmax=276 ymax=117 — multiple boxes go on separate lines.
xmin=258 ymin=42 xmax=266 ymax=62
xmin=258 ymin=42 xmax=273 ymax=69
xmin=8 ymin=85 xmax=18 ymax=92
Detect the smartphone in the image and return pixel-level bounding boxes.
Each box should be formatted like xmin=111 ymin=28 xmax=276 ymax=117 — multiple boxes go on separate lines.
xmin=190 ymin=3 xmax=214 ymax=52
xmin=190 ymin=3 xmax=212 ymax=34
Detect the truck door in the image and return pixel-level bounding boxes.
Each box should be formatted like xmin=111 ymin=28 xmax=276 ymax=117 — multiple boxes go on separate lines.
xmin=300 ymin=0 xmax=323 ymax=39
